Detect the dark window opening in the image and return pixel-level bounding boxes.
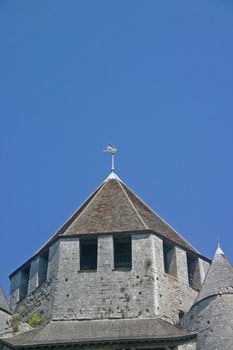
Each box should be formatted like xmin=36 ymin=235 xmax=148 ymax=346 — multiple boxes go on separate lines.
xmin=114 ymin=236 xmax=132 ymax=269
xmin=38 ymin=250 xmax=49 ymax=286
xmin=80 ymin=238 xmax=97 ymax=270
xmin=163 ymin=242 xmax=177 ymax=277
xmin=19 ymin=265 xmax=30 ymax=301
xmin=187 ymin=253 xmax=200 ymax=290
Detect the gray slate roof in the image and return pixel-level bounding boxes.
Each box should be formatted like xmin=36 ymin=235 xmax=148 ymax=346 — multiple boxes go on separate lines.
xmin=53 ymin=174 xmax=198 ymax=253
xmin=2 ymin=318 xmax=195 ymax=348
xmin=0 ymin=285 xmax=11 ymax=314
xmin=196 ymin=246 xmax=233 ymax=303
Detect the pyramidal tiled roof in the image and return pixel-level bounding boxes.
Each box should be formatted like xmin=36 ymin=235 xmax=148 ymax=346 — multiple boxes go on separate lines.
xmin=196 ymin=245 xmax=233 ymax=303
xmin=0 ymin=284 xmax=11 ymax=314
xmin=50 ymin=172 xmax=197 ymax=253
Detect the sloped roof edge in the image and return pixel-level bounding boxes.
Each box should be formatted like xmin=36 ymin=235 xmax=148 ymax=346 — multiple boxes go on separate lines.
xmin=195 ymin=246 xmax=233 ymax=304
xmin=9 ymin=228 xmax=210 ymax=279
xmin=1 ymin=318 xmax=197 ymax=348
xmin=10 ymin=175 xmax=209 ymax=279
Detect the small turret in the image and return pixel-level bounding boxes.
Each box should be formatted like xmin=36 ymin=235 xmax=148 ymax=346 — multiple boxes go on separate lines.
xmin=195 ymin=242 xmax=233 ymax=303
xmin=0 ymin=285 xmax=10 ymax=315
xmin=0 ymin=284 xmax=12 ymax=338
xmin=0 ymin=284 xmax=32 ymax=339
xmin=182 ymin=243 xmax=233 ymax=349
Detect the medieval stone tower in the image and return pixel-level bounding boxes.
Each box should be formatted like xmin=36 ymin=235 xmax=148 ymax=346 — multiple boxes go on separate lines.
xmin=0 ymin=166 xmax=233 ymax=349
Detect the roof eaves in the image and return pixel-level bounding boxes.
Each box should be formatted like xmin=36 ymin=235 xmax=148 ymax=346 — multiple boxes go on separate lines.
xmin=9 ymin=181 xmax=106 ymax=279
xmin=1 ymin=334 xmax=197 ymax=349
xmin=9 ymin=227 xmax=211 ymax=279
xmin=121 ymin=182 xmax=199 ymax=254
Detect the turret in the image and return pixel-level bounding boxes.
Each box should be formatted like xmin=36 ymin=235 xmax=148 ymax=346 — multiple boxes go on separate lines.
xmin=181 ymin=243 xmax=233 ymax=349
xmin=0 ymin=284 xmax=31 ymax=339
xmin=0 ymin=284 xmax=12 ymax=338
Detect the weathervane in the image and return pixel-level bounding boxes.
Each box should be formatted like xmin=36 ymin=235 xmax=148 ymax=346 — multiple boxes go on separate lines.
xmin=104 ymin=144 xmax=118 ymax=172
xmin=215 ymin=239 xmax=224 ymax=256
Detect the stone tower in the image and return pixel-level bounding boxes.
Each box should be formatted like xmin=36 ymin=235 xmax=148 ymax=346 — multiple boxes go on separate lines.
xmin=0 ymin=168 xmax=232 ymax=349
xmin=8 ymin=173 xmax=209 ymax=326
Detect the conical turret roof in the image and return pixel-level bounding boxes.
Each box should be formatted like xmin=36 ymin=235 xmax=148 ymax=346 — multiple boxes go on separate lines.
xmin=196 ymin=244 xmax=233 ymax=303
xmin=0 ymin=284 xmax=11 ymax=314
xmin=49 ymin=173 xmax=197 ymax=253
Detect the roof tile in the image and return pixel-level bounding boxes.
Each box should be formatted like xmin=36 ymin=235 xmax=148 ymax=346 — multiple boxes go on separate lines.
xmin=196 ymin=247 xmax=233 ymax=303
xmin=58 ymin=176 xmax=197 ymax=253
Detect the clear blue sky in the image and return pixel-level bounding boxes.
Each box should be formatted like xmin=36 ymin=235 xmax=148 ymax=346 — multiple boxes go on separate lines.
xmin=0 ymin=0 xmax=233 ymax=294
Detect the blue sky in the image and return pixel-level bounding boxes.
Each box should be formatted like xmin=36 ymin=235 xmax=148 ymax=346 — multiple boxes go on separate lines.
xmin=0 ymin=0 xmax=233 ymax=293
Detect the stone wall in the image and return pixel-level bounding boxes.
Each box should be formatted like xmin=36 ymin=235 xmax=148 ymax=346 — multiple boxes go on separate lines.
xmin=153 ymin=235 xmax=209 ymax=325
xmin=9 ymin=241 xmax=60 ymax=325
xmin=52 ymin=233 xmax=158 ymax=320
xmin=8 ymin=232 xmax=210 ymax=325
xmin=52 ymin=233 xmax=209 ymax=323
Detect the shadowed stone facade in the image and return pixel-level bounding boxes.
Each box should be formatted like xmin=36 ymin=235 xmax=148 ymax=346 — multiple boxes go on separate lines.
xmin=0 ymin=171 xmax=232 ymax=349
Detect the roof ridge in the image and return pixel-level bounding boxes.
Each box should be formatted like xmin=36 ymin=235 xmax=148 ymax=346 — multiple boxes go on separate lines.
xmin=121 ymin=182 xmax=198 ymax=254
xmin=117 ymin=180 xmax=148 ymax=230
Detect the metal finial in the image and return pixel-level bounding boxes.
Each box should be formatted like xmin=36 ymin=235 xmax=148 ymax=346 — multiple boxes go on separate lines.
xmin=103 ymin=144 xmax=117 ymax=172
xmin=215 ymin=240 xmax=224 ymax=257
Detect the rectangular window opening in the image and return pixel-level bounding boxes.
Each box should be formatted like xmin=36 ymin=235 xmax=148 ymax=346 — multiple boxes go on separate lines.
xmin=80 ymin=237 xmax=97 ymax=271
xmin=19 ymin=265 xmax=30 ymax=301
xmin=163 ymin=241 xmax=177 ymax=278
xmin=38 ymin=250 xmax=49 ymax=286
xmin=114 ymin=236 xmax=132 ymax=269
xmin=187 ymin=253 xmax=200 ymax=290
